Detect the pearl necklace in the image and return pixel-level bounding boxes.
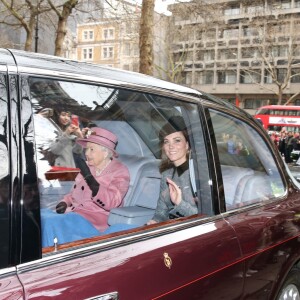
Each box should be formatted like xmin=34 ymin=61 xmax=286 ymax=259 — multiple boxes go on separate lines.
xmin=95 ymin=159 xmax=111 ymax=176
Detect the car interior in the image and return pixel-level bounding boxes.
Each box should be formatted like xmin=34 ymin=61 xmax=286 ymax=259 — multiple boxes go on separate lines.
xmin=30 ymin=77 xmax=285 ymax=250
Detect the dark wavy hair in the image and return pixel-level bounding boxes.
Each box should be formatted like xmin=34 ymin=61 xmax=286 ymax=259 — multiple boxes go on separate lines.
xmin=51 ymin=109 xmax=71 ymax=131
xmin=159 ymin=116 xmax=190 ymax=173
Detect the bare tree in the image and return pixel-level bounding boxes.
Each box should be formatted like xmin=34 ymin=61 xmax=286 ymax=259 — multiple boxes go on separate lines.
xmin=139 ymin=0 xmax=155 ymax=75
xmin=238 ymin=8 xmax=300 ymax=105
xmin=0 ymin=0 xmax=104 ymax=55
xmin=48 ymin=0 xmax=78 ymax=56
xmin=157 ymin=0 xmax=224 ymax=83
xmin=154 ymin=20 xmax=189 ymax=83
xmin=0 ymin=0 xmax=51 ymax=51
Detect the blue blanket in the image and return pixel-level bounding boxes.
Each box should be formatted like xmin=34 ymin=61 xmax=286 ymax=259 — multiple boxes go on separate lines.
xmin=41 ymin=209 xmax=139 ymax=247
xmin=41 ymin=209 xmax=100 ymax=247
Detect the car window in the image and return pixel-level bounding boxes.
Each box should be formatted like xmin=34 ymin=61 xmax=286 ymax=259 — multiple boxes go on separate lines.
xmin=27 ymin=77 xmax=211 ymax=250
xmin=208 ymin=109 xmax=285 ymax=210
xmin=0 ymin=74 xmax=10 ymax=268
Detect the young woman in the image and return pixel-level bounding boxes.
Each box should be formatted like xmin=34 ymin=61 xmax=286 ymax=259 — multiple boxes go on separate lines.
xmin=147 ymin=116 xmax=198 ymax=224
xmin=48 ymin=109 xmax=83 ymax=167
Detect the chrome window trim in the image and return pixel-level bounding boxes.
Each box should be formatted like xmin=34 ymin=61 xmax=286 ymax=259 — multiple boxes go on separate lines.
xmin=17 ymin=214 xmax=216 ymax=273
xmin=221 ymin=194 xmax=288 ymax=217
xmin=0 ymin=266 xmax=18 ymax=277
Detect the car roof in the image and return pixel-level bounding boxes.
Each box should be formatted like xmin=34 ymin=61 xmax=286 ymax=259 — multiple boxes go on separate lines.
xmin=1 ymin=48 xmax=245 ymax=116
xmin=3 ymin=48 xmax=198 ymax=95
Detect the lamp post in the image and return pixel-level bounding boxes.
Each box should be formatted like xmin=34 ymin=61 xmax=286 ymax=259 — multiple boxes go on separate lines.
xmin=35 ymin=4 xmax=39 ymax=53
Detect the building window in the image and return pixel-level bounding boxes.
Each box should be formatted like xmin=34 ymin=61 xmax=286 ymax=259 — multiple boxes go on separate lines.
xmin=244 ymin=99 xmax=265 ymax=109
xmin=246 ymin=6 xmax=265 ymax=14
xmin=264 ymin=69 xmax=287 ymax=84
xmin=194 ymin=71 xmax=214 ymax=84
xmin=204 ymin=29 xmax=216 ymax=40
xmin=82 ymin=48 xmax=93 ymax=60
xmin=273 ymin=23 xmax=289 ymax=35
xmin=242 ymin=26 xmax=258 ymax=37
xmin=278 ymin=68 xmax=287 ymax=82
xmin=102 ymin=46 xmax=114 ymax=59
xmin=291 ymin=68 xmax=300 ymax=83
xmin=271 ymin=46 xmax=288 ymax=57
xmin=224 ymin=6 xmax=240 ymax=16
xmin=273 ymin=0 xmax=291 ymax=9
xmin=240 ymin=70 xmax=261 ymax=84
xmin=123 ymin=43 xmax=130 ymax=56
xmin=103 ymin=28 xmax=114 ymax=40
xmin=185 ymin=72 xmax=192 ymax=85
xmin=264 ymin=71 xmax=273 ymax=84
xmin=217 ymin=70 xmax=236 ymax=84
xmin=221 ymin=28 xmax=239 ymax=39
xmin=83 ymin=30 xmax=94 ymax=41
xmin=218 ymin=49 xmax=237 ymax=60
xmin=197 ymin=50 xmax=215 ymax=61
xmin=241 ymin=47 xmax=260 ymax=59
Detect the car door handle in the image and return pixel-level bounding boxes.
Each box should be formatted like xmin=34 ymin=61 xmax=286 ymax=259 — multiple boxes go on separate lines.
xmin=85 ymin=291 xmax=119 ymax=300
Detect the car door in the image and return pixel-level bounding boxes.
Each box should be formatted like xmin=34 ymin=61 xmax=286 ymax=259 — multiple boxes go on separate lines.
xmin=17 ymin=216 xmax=244 ymax=300
xmin=14 ymin=75 xmax=246 ymax=299
xmin=207 ymin=107 xmax=300 ymax=299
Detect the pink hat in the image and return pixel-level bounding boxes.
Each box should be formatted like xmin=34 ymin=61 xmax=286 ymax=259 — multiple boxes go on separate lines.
xmin=77 ymin=127 xmax=118 ymax=157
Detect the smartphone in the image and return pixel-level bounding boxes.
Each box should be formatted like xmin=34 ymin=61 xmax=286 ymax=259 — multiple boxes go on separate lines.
xmin=71 ymin=115 xmax=79 ymax=127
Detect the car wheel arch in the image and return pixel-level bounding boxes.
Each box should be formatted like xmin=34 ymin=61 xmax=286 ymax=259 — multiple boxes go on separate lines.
xmin=272 ymin=260 xmax=300 ymax=299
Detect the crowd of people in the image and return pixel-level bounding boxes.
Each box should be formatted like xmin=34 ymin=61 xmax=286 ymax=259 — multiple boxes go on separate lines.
xmin=269 ymin=127 xmax=300 ymax=165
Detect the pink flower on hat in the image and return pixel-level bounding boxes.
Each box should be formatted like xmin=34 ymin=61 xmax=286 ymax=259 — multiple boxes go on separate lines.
xmin=77 ymin=127 xmax=118 ymax=157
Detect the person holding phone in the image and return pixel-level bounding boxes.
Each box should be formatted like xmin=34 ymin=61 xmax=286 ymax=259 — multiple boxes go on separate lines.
xmin=48 ymin=109 xmax=84 ymax=168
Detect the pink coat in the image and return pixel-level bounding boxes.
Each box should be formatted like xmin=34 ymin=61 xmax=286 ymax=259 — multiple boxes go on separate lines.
xmin=61 ymin=159 xmax=130 ymax=232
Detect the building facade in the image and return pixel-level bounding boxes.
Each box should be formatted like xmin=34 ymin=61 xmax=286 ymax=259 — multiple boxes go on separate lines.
xmin=75 ymin=0 xmax=167 ymax=77
xmin=169 ymin=0 xmax=300 ymax=114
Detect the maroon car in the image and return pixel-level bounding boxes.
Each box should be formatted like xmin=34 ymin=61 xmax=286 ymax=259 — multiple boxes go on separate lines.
xmin=0 ymin=48 xmax=300 ymax=300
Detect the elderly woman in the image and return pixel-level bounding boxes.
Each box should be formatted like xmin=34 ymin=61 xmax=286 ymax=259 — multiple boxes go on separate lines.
xmin=147 ymin=116 xmax=198 ymax=224
xmin=56 ymin=127 xmax=130 ymax=232
xmin=41 ymin=127 xmax=130 ymax=247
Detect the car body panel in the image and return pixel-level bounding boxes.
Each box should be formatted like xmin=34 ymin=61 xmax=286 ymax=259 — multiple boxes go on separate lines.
xmin=227 ymin=192 xmax=300 ymax=299
xmin=17 ymin=217 xmax=243 ymax=300
xmin=0 ymin=268 xmax=23 ymax=299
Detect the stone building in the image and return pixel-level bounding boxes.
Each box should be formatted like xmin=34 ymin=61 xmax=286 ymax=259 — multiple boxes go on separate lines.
xmin=75 ymin=0 xmax=168 ymax=77
xmin=168 ymin=0 xmax=300 ymax=114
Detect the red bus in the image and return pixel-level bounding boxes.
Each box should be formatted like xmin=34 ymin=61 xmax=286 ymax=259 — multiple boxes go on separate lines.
xmin=254 ymin=105 xmax=300 ymax=132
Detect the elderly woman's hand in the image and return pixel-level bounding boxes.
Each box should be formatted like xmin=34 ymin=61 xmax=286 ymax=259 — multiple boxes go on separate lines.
xmin=166 ymin=178 xmax=182 ymax=206
xmin=56 ymin=202 xmax=67 ymax=214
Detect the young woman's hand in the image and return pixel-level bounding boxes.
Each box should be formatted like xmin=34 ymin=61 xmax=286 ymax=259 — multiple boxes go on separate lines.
xmin=166 ymin=178 xmax=182 ymax=206
xmin=66 ymin=124 xmax=83 ymax=138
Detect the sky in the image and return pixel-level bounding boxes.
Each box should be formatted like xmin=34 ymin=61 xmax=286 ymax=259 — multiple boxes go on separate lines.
xmin=154 ymin=0 xmax=191 ymax=15
xmin=132 ymin=0 xmax=176 ymax=15
xmin=155 ymin=0 xmax=174 ymax=14
xmin=130 ymin=0 xmax=191 ymax=16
